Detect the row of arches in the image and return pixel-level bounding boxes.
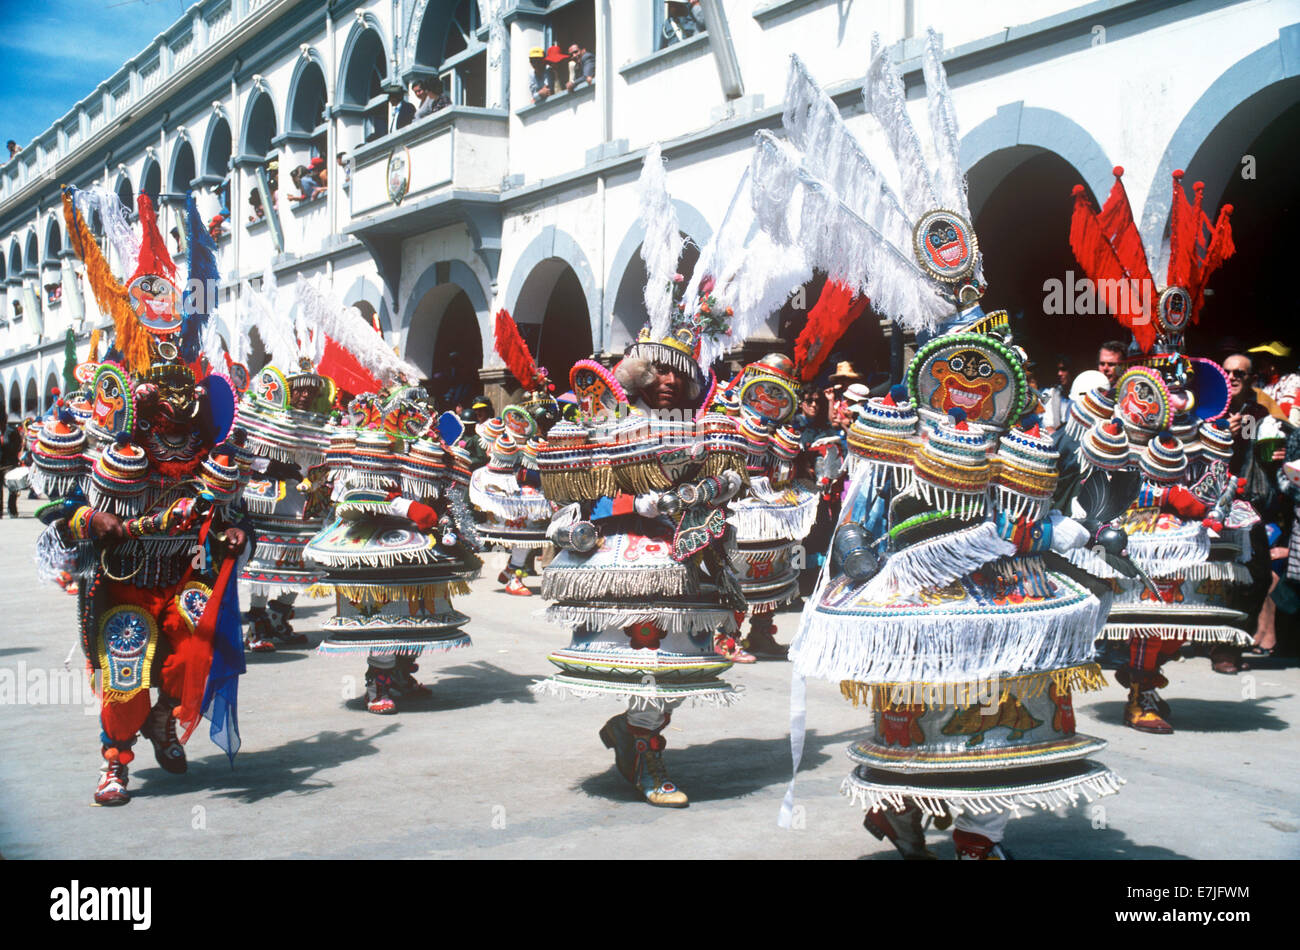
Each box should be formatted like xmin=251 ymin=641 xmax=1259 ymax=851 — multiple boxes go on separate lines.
xmin=3 ymin=371 xmax=60 ymax=420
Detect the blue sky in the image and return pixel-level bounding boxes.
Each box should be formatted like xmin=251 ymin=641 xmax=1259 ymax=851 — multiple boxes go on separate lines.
xmin=0 ymin=0 xmax=189 ymax=151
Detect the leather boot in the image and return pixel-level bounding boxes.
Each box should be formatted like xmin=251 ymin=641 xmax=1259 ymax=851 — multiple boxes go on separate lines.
xmin=94 ymin=746 xmax=133 ymax=806
xmin=1124 ymin=680 xmax=1173 ymax=734
xmin=864 ymin=803 xmax=935 ymax=859
xmin=599 ymin=713 xmax=688 ymax=807
xmin=267 ymin=598 xmax=308 ymax=646
xmin=140 ymin=694 xmax=187 ymax=774
xmin=953 ymin=828 xmax=1013 ymax=859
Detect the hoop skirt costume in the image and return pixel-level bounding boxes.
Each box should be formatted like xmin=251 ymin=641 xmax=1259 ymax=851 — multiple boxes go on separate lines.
xmin=528 ymin=145 xmax=767 ymax=805
xmin=467 ymin=336 xmax=560 ymax=596
xmin=305 ymin=373 xmax=483 ymax=715
xmin=32 ymin=188 xmax=249 ymax=805
xmin=754 ymin=38 xmax=1122 ymax=858
xmin=1064 ymin=167 xmax=1256 ymax=735
xmin=232 ymin=272 xmax=338 ymax=654
xmin=718 ymin=354 xmax=818 ymax=658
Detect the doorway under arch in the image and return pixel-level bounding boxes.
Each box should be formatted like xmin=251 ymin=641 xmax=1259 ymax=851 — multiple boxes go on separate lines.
xmin=513 ymin=258 xmax=593 ymax=392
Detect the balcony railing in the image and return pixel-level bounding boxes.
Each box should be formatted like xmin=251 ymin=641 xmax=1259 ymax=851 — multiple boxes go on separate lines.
xmin=348 ymin=107 xmax=509 ymax=220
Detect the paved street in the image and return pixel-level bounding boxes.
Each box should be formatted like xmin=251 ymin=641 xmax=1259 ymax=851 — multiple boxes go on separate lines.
xmin=1 ymin=503 xmax=1297 ymax=860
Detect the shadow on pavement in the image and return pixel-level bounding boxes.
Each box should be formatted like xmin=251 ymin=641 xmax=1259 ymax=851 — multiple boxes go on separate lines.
xmin=1092 ymin=696 xmax=1290 ymax=733
xmin=133 ymin=724 xmax=401 ymax=804
xmin=338 ymin=661 xmax=541 ymax=714
xmin=576 ymin=727 xmax=860 ymax=805
xmin=0 ymin=646 xmax=39 ymax=657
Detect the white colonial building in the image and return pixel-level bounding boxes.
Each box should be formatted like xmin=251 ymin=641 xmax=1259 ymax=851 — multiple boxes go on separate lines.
xmin=2 ymin=0 xmax=1297 ymax=414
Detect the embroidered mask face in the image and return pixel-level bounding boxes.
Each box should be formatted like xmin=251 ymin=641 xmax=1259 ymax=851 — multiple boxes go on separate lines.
xmin=928 ymin=349 xmax=1008 ymax=420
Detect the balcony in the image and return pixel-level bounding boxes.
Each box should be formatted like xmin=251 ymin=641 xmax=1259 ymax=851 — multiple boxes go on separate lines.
xmin=347 ymin=106 xmax=509 ymax=220
xmin=344 ymin=106 xmax=508 ymax=304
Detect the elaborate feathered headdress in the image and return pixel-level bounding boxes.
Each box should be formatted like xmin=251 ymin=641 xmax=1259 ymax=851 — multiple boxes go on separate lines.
xmin=493 ymin=308 xmax=548 ymax=392
xmin=64 ymin=187 xmax=185 ymax=375
xmin=748 ymin=31 xmax=985 ymax=335
xmin=1069 ymin=167 xmax=1234 ymax=354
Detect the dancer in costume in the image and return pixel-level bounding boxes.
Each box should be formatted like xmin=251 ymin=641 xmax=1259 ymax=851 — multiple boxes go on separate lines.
xmin=470 ymin=317 xmax=561 ymax=596
xmin=227 ymin=269 xmax=334 ymax=652
xmin=759 ymin=39 xmax=1122 ymax=858
xmin=717 ymin=353 xmax=818 ymax=659
xmin=530 ymin=143 xmax=772 ymax=805
xmin=31 ymin=187 xmax=248 ymax=805
xmin=1065 ymin=168 xmax=1256 ymax=734
xmin=299 ymin=285 xmax=483 ymax=714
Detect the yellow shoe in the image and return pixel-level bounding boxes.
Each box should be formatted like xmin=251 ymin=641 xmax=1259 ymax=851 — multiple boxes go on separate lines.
xmin=1124 ymin=684 xmax=1173 ymax=734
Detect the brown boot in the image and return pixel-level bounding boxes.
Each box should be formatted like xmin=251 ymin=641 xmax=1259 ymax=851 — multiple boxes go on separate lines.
xmin=864 ymin=803 xmax=935 ymax=859
xmin=1124 ymin=681 xmax=1173 ymax=734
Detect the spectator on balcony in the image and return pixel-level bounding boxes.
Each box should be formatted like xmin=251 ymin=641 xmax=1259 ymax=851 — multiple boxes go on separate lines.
xmin=6 ymin=141 xmax=19 ymax=158
xmin=248 ymin=189 xmax=266 ymax=223
xmin=307 ymin=157 xmax=328 ymax=197
xmin=389 ymin=87 xmax=416 ymax=134
xmin=566 ymin=43 xmax=596 ymax=92
xmin=663 ymin=1 xmax=705 ymax=45
xmin=528 ymin=47 xmax=556 ymax=103
xmin=337 ymin=152 xmax=352 ymax=193
xmin=413 ymin=75 xmax=451 ymax=120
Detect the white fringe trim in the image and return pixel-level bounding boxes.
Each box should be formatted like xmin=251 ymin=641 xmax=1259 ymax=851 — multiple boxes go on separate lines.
xmin=1064 ymin=546 xmax=1123 ymax=579
xmin=864 ymin=521 xmax=1015 ymax=600
xmin=792 ymin=591 xmax=1103 ymax=684
xmin=729 ymin=485 xmax=819 ymax=542
xmin=529 ymin=676 xmax=742 ymax=710
xmin=843 ymin=764 xmax=1125 ymax=819
xmin=542 ymin=604 xmax=738 ymax=636
xmin=1101 ymin=623 xmax=1253 ymax=645
xmin=541 ymin=564 xmax=694 ymax=600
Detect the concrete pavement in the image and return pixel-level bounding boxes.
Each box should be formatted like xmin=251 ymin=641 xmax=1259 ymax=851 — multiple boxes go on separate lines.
xmin=0 ymin=502 xmax=1297 ymax=859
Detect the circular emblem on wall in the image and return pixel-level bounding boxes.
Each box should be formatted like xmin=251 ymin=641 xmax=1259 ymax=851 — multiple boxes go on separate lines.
xmin=254 ymin=366 xmax=290 ymax=410
xmin=1156 ymin=286 xmax=1193 ymax=336
xmin=912 ymin=209 xmax=979 ymax=282
xmin=907 ymin=332 xmax=1026 ymax=426
xmin=126 ymin=273 xmax=182 ymax=334
xmin=1115 ymin=366 xmax=1172 ymax=431
xmin=387 ymin=147 xmax=411 ymax=206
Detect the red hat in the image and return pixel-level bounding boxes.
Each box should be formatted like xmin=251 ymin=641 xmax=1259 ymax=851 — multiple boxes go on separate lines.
xmin=544 ymin=45 xmax=568 ymax=64
xmin=309 ymin=156 xmax=325 ymax=170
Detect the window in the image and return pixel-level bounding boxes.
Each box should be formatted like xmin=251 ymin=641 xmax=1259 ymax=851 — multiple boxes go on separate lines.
xmin=415 ymin=0 xmax=486 ymax=109
xmin=656 ymin=1 xmax=706 ymax=51
xmin=546 ymin=0 xmax=595 ymax=94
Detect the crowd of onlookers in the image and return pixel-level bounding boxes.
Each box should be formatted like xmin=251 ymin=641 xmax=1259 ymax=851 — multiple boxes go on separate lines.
xmin=528 ymin=43 xmax=596 ymax=104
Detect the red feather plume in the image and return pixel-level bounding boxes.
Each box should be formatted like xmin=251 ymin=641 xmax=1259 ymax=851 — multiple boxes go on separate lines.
xmin=793 ymin=280 xmax=870 ymax=382
xmin=1068 ymin=168 xmax=1157 ymax=352
xmin=494 ymin=309 xmax=544 ymax=390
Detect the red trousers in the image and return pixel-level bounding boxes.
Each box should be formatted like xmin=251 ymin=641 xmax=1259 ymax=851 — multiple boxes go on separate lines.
xmin=1128 ymin=634 xmax=1183 ymax=676
xmin=98 ymin=580 xmax=204 ymax=745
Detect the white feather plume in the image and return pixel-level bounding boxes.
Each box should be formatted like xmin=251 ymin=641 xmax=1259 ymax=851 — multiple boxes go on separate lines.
xmin=748 ymin=131 xmax=950 ymax=332
xmin=245 ymin=267 xmax=299 ymax=371
xmin=862 ymin=36 xmax=938 ymax=222
xmin=690 ymin=171 xmax=812 ymax=369
xmin=921 ymin=29 xmax=967 ymax=218
xmin=293 ymin=277 xmax=423 ymax=385
xmin=74 ymin=188 xmax=140 ymax=273
xmin=637 ymin=143 xmax=684 ymax=341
